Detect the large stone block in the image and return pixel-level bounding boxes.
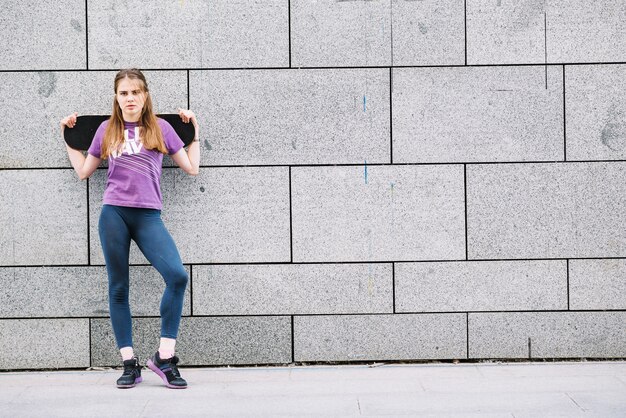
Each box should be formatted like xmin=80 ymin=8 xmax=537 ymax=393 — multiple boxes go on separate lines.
xmin=193 ymin=263 xmax=393 ymax=315
xmin=294 ymin=314 xmax=467 ymax=362
xmin=0 ymin=266 xmax=190 ymax=318
xmin=546 ymin=1 xmax=626 ymax=63
xmin=565 ymin=65 xmax=626 ymax=161
xmin=89 ymin=167 xmax=290 ymax=264
xmin=0 ymin=319 xmax=89 ymax=369
xmin=469 ymin=312 xmax=626 ymax=358
xmin=190 ymin=68 xmax=390 ymax=165
xmin=91 ymin=316 xmax=291 ymax=366
xmin=467 ymin=0 xmax=546 ymax=65
xmin=0 ymin=0 xmax=86 ymax=70
xmin=0 ymin=170 xmax=87 ymax=265
xmin=570 ymin=259 xmax=626 ymax=310
xmin=291 ymin=0 xmax=391 ymax=67
xmin=467 ymin=163 xmax=626 ymax=259
xmin=0 ymin=70 xmax=187 ymax=168
xmin=292 ymin=0 xmax=465 ymax=67
xmin=88 ymin=0 xmax=288 ymax=69
xmin=292 ymin=165 xmax=465 ymax=262
xmin=396 ymin=260 xmax=567 ymax=312
xmin=467 ymin=0 xmax=626 ymax=64
xmin=391 ymin=0 xmax=465 ymax=66
xmin=393 ymin=66 xmax=564 ymax=163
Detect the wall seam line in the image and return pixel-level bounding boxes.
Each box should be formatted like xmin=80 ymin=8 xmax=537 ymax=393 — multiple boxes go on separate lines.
xmin=3 ymin=62 xmax=626 ymax=73
xmin=288 ymin=0 xmax=292 ymax=68
xmin=289 ymin=166 xmax=293 ymax=263
xmin=86 ymin=178 xmax=91 ymax=265
xmin=291 ymin=316 xmax=295 ymax=363
xmin=466 ymin=312 xmax=470 ymax=359
xmin=88 ymin=318 xmax=92 ymax=367
xmin=3 ymin=256 xmax=626 ymax=269
xmin=566 ymin=259 xmax=570 ymax=310
xmin=85 ymin=0 xmax=89 ymax=70
xmin=3 ymin=310 xmax=625 ymax=322
xmin=563 ymin=64 xmax=567 ymax=161
xmin=464 ymin=164 xmax=468 ymax=260
xmin=392 ymin=262 xmax=396 ymax=313
xmin=389 ymin=67 xmax=393 ymax=163
xmin=189 ymin=264 xmax=194 ymax=316
xmin=4 ymin=159 xmax=626 ymax=172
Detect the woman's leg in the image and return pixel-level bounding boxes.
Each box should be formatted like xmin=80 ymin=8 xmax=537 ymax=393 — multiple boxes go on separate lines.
xmin=99 ymin=205 xmax=134 ymax=352
xmin=131 ymin=209 xmax=188 ymax=347
xmin=131 ymin=209 xmax=189 ymax=388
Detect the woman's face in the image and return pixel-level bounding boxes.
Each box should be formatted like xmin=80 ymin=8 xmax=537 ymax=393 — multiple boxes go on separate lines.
xmin=116 ymin=77 xmax=146 ymax=122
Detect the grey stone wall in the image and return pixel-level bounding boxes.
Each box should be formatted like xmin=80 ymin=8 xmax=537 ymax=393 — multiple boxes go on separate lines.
xmin=0 ymin=0 xmax=625 ymax=370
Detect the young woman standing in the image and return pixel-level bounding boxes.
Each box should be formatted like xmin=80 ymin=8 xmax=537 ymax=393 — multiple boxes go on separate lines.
xmin=60 ymin=68 xmax=199 ymax=389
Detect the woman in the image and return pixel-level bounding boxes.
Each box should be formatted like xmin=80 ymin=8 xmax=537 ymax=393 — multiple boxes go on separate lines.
xmin=60 ymin=68 xmax=199 ymax=389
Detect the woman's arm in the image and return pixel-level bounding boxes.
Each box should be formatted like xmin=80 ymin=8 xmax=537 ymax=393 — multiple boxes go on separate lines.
xmin=61 ymin=112 xmax=102 ymax=180
xmin=170 ymin=108 xmax=200 ymax=176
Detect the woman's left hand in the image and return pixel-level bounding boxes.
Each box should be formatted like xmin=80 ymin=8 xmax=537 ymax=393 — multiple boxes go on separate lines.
xmin=178 ymin=108 xmax=198 ymax=128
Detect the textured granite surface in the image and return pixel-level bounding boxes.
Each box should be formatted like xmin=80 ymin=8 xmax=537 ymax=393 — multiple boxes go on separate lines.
xmin=91 ymin=316 xmax=291 ymax=367
xmin=393 ymin=66 xmax=564 ymax=163
xmin=546 ymin=0 xmax=626 ymax=63
xmin=467 ymin=0 xmax=626 ymax=64
xmin=468 ymin=312 xmax=626 ymax=359
xmin=0 ymin=266 xmax=190 ymax=318
xmin=467 ymin=0 xmax=546 ymax=64
xmin=566 ymin=65 xmax=626 ymax=161
xmin=0 ymin=319 xmax=89 ymax=369
xmin=0 ymin=0 xmax=86 ymax=70
xmin=192 ymin=263 xmax=393 ymax=315
xmin=2 ymin=1 xmax=626 ymax=369
xmin=89 ymin=167 xmax=290 ymax=264
xmin=190 ymin=68 xmax=390 ymax=165
xmin=569 ymin=259 xmax=626 ymax=310
xmin=291 ymin=0 xmax=391 ymax=67
xmin=0 ymin=170 xmax=87 ymax=265
xmin=292 ymin=165 xmax=465 ymax=262
xmin=396 ymin=260 xmax=567 ymax=312
xmin=88 ymin=0 xmax=288 ymax=69
xmin=467 ymin=162 xmax=626 ymax=259
xmin=391 ymin=0 xmax=465 ymax=66
xmin=294 ymin=314 xmax=467 ymax=362
xmin=292 ymin=0 xmax=465 ymax=67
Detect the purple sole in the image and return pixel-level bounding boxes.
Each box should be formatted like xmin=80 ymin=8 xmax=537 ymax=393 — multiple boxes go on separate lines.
xmin=147 ymin=359 xmax=187 ymax=389
xmin=116 ymin=376 xmax=142 ymax=389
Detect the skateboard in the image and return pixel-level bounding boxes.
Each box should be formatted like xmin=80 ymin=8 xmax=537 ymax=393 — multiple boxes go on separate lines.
xmin=63 ymin=114 xmax=196 ymax=151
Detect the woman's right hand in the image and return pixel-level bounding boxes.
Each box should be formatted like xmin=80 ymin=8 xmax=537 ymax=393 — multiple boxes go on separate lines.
xmin=60 ymin=112 xmax=78 ymax=131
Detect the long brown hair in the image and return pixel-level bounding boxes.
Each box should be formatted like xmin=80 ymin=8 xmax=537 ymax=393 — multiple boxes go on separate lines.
xmin=101 ymin=68 xmax=167 ymax=159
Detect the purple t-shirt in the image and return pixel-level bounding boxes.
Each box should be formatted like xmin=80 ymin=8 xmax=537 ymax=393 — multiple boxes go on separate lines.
xmin=88 ymin=118 xmax=184 ymax=210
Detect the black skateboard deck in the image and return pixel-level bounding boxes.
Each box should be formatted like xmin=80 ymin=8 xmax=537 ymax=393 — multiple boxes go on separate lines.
xmin=63 ymin=114 xmax=196 ymax=151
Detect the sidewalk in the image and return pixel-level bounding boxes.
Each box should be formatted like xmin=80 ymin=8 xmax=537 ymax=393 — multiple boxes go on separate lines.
xmin=2 ymin=361 xmax=625 ymax=417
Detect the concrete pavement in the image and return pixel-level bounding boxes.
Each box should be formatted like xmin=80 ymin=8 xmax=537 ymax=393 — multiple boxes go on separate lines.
xmin=1 ymin=360 xmax=626 ymax=417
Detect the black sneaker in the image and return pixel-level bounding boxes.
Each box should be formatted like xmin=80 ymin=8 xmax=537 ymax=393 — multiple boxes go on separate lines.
xmin=147 ymin=352 xmax=187 ymax=389
xmin=116 ymin=357 xmax=142 ymax=389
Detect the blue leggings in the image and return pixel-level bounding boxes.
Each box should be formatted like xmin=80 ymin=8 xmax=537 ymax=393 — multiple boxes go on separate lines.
xmin=99 ymin=204 xmax=188 ymax=349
